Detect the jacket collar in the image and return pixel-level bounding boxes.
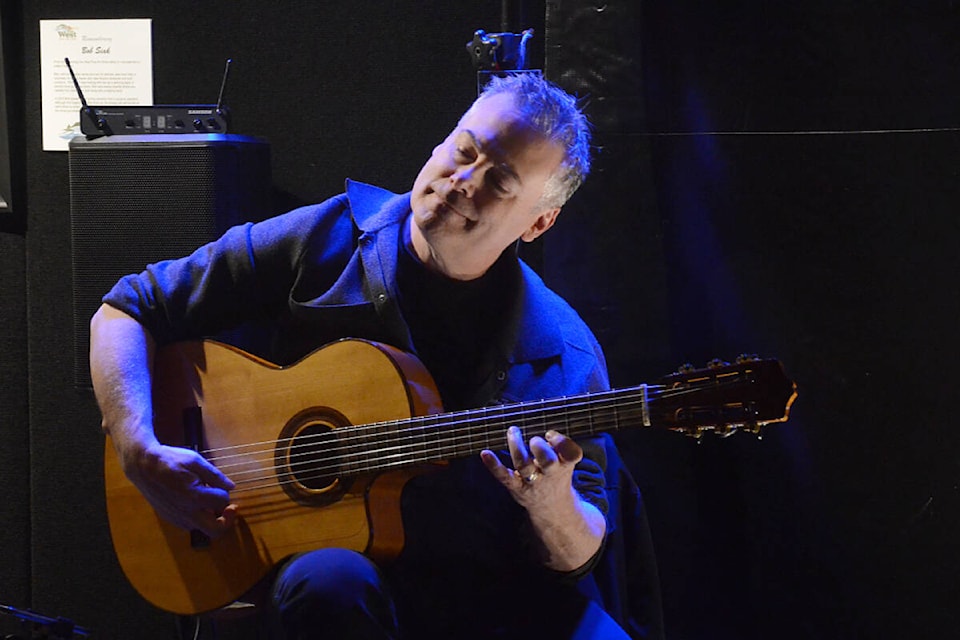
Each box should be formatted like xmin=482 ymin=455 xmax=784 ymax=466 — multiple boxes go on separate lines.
xmin=510 ymin=261 xmax=565 ymax=362
xmin=345 ymin=179 xmax=410 ymax=232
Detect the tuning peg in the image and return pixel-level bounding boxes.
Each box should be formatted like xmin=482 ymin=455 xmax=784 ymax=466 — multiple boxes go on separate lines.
xmin=706 ymin=358 xmax=729 ymax=369
xmin=743 ymin=423 xmax=763 ymax=438
xmin=714 ymin=424 xmax=740 ymax=438
xmin=677 ymin=363 xmax=695 ymax=374
xmin=676 ymin=426 xmax=705 ymax=440
xmin=736 ymin=353 xmax=759 ymax=363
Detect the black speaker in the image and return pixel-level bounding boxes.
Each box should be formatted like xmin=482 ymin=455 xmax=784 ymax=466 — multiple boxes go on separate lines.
xmin=69 ymin=133 xmax=272 ymax=388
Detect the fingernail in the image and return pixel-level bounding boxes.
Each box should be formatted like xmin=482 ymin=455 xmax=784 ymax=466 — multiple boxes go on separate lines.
xmin=546 ymin=430 xmax=558 ymax=438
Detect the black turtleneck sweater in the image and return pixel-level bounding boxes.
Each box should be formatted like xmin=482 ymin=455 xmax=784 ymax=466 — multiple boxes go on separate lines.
xmin=396 ymin=225 xmax=519 ymax=411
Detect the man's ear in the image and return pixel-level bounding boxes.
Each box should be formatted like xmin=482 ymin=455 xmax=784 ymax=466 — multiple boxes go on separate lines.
xmin=521 ymin=207 xmax=561 ymax=242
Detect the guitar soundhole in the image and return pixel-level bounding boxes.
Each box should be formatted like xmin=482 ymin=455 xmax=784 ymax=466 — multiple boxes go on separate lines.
xmin=275 ymin=407 xmax=352 ymax=507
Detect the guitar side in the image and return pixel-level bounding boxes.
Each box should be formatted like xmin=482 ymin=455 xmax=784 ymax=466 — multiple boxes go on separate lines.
xmin=103 ymin=339 xmax=442 ymax=615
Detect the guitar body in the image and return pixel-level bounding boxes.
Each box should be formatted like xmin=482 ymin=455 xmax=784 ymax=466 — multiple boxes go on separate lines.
xmin=104 ymin=339 xmax=443 ymax=615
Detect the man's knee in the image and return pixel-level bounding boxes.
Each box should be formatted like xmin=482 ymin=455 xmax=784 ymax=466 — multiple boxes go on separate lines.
xmin=274 ymin=549 xmax=384 ymax=607
xmin=270 ymin=548 xmax=397 ymax=639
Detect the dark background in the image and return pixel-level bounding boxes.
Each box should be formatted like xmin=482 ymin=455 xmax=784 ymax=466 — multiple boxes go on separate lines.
xmin=2 ymin=1 xmax=958 ymax=638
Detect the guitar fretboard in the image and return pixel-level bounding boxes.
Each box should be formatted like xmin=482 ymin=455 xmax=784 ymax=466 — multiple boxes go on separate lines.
xmin=333 ymin=385 xmax=654 ymax=475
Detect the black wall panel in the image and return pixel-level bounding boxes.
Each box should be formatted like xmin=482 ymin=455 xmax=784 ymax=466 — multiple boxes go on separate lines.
xmin=640 ymin=3 xmax=960 ymax=133
xmin=644 ymin=129 xmax=960 ymax=639
xmin=543 ymin=0 xmax=672 ymax=383
xmin=544 ymin=2 xmax=960 ymax=639
xmin=0 ymin=233 xmax=30 ymax=623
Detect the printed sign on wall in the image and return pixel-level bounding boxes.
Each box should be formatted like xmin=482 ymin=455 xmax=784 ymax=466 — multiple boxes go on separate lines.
xmin=39 ymin=19 xmax=153 ymax=151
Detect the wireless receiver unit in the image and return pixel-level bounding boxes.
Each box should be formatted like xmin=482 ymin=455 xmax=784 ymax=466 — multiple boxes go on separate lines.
xmin=65 ymin=57 xmax=232 ymax=136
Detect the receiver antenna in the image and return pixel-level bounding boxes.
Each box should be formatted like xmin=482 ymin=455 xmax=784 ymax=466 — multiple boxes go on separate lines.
xmin=64 ymin=57 xmax=88 ymax=108
xmin=64 ymin=57 xmax=108 ymax=133
xmin=216 ymin=58 xmax=232 ymax=115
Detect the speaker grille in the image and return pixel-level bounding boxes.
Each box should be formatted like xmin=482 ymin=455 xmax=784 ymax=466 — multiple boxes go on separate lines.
xmin=69 ymin=134 xmax=271 ymax=387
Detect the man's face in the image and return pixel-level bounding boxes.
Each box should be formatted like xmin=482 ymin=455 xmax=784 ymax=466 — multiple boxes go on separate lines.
xmin=408 ymin=92 xmax=565 ymax=280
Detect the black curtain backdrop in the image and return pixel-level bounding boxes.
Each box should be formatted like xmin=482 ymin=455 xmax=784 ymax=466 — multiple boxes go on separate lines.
xmin=1 ymin=1 xmax=958 ymax=639
xmin=547 ymin=2 xmax=960 ymax=638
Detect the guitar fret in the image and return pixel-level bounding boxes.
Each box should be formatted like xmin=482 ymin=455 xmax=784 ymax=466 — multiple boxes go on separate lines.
xmin=381 ymin=420 xmax=399 ymax=471
xmin=333 ymin=428 xmax=353 ymax=475
xmin=487 ymin=404 xmax=506 ymax=450
xmin=362 ymin=422 xmax=381 ymax=473
xmin=544 ymin=396 xmax=569 ymax=436
xmin=486 ymin=405 xmax=499 ymax=449
xmin=430 ymin=412 xmax=456 ymax=459
xmin=534 ymin=397 xmax=550 ymax=435
xmin=470 ymin=407 xmax=484 ymax=454
xmin=383 ymin=418 xmax=404 ymax=469
xmin=594 ymin=404 xmax=618 ymax=434
xmin=413 ymin=414 xmax=429 ymax=465
xmin=430 ymin=413 xmax=444 ymax=463
xmin=456 ymin=409 xmax=477 ymax=458
xmin=524 ymin=402 xmax=535 ymax=435
xmin=587 ymin=404 xmax=597 ymax=435
xmin=369 ymin=421 xmax=391 ymax=472
xmin=377 ymin=421 xmax=392 ymax=469
xmin=446 ymin=410 xmax=462 ymax=459
xmin=617 ymin=404 xmax=646 ymax=433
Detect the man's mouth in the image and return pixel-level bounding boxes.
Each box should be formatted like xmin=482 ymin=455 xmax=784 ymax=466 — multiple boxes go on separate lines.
xmin=433 ymin=188 xmax=476 ymax=222
xmin=441 ymin=202 xmax=473 ymax=221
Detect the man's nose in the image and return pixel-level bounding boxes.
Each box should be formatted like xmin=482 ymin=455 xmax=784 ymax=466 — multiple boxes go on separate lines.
xmin=450 ymin=164 xmax=481 ymax=198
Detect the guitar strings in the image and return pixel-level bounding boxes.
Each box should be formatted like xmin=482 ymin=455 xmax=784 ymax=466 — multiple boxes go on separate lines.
xmin=216 ymin=393 xmax=655 ymax=500
xmin=211 ymin=380 xmax=748 ymax=495
xmin=208 ymin=393 xmax=653 ymax=493
xmin=191 ymin=379 xmax=758 ymax=501
xmin=206 ymin=378 xmax=710 ymax=462
xmin=203 ymin=382 xmax=661 ymax=461
xmin=207 ymin=382 xmax=663 ymax=478
xmin=218 ymin=393 xmax=650 ymax=492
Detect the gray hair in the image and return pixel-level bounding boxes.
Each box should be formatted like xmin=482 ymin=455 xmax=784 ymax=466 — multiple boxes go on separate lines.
xmin=470 ymin=73 xmax=592 ymax=209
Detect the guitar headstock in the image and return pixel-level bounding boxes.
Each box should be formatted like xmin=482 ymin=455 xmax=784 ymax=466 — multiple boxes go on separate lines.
xmin=650 ymin=355 xmax=797 ymax=438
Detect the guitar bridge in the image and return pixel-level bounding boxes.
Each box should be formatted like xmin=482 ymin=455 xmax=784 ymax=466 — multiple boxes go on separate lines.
xmin=184 ymin=405 xmax=212 ymax=549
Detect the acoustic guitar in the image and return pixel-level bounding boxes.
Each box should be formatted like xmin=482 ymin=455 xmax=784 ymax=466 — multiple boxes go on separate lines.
xmin=104 ymin=339 xmax=797 ymax=615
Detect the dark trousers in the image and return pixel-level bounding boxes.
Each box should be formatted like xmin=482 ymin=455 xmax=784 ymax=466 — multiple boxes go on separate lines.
xmin=267 ymin=548 xmax=631 ymax=640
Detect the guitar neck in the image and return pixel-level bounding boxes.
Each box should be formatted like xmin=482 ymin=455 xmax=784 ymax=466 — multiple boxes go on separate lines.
xmin=337 ymin=385 xmax=654 ymax=475
xmin=333 ymin=353 xmax=796 ymax=476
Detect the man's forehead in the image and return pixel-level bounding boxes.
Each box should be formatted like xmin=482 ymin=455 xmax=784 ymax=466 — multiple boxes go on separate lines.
xmin=455 ymin=95 xmax=561 ymax=171
xmin=459 ymin=94 xmax=539 ymax=144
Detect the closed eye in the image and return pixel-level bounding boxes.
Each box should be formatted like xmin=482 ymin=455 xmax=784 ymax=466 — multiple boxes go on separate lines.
xmin=486 ymin=170 xmax=509 ymax=194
